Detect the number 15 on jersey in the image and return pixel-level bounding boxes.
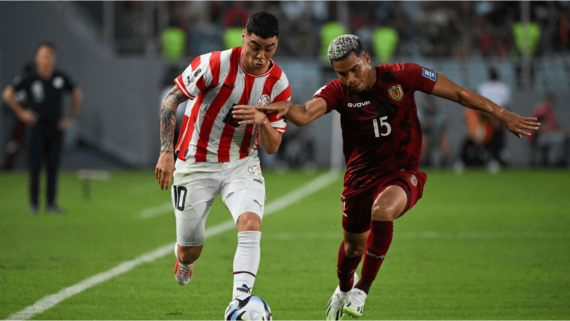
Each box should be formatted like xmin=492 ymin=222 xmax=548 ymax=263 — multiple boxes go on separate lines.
xmin=372 ymin=116 xmax=391 ymax=137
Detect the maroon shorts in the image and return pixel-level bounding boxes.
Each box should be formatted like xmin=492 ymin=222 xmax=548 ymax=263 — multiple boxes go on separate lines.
xmin=341 ymin=170 xmax=427 ymax=234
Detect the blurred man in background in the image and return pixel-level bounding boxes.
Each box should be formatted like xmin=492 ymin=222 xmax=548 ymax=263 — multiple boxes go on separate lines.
xmin=529 ymin=93 xmax=569 ymax=166
xmin=418 ymin=97 xmax=449 ymax=167
xmin=2 ymin=43 xmax=82 ymax=214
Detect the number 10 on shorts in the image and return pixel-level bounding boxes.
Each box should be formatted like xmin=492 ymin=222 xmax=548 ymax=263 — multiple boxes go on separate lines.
xmin=172 ymin=185 xmax=187 ymax=211
xmin=372 ymin=116 xmax=391 ymax=137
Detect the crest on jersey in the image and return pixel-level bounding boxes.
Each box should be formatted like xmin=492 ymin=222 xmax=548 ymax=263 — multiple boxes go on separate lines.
xmin=409 ymin=174 xmax=418 ymax=186
xmin=249 ymin=164 xmax=261 ymax=175
xmin=388 ymin=85 xmax=403 ymax=101
xmin=257 ymin=94 xmax=271 ymax=106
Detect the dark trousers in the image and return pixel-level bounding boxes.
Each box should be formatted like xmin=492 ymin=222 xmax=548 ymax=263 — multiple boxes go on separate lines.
xmin=28 ymin=124 xmax=63 ymax=207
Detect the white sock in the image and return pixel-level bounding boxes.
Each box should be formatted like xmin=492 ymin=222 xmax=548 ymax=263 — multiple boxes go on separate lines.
xmin=232 ymin=231 xmax=261 ymax=299
xmin=174 ymin=243 xmax=191 ymax=271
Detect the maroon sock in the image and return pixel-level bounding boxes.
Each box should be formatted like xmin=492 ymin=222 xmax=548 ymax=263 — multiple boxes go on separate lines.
xmin=337 ymin=241 xmax=363 ymax=292
xmin=355 ymin=221 xmax=393 ymax=294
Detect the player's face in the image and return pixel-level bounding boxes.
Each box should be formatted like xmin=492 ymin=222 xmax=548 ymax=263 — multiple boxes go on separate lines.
xmin=35 ymin=46 xmax=56 ymax=76
xmin=241 ymin=31 xmax=278 ymax=75
xmin=332 ymin=52 xmax=374 ymax=92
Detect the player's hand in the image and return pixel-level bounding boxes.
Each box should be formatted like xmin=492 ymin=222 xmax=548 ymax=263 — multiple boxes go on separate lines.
xmin=232 ymin=105 xmax=269 ymax=125
xmin=501 ymin=111 xmax=541 ymax=139
xmin=58 ymin=118 xmax=71 ymax=131
xmin=255 ymin=100 xmax=289 ymax=118
xmin=18 ymin=109 xmax=38 ymax=125
xmin=155 ymin=151 xmax=175 ymax=190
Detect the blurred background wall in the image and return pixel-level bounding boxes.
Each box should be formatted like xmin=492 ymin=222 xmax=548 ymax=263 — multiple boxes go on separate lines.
xmin=1 ymin=1 xmax=569 ymax=170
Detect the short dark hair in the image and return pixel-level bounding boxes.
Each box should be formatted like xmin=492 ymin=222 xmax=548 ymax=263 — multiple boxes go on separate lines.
xmin=245 ymin=12 xmax=279 ymax=39
xmin=36 ymin=42 xmax=56 ymax=54
xmin=328 ymin=35 xmax=365 ymax=64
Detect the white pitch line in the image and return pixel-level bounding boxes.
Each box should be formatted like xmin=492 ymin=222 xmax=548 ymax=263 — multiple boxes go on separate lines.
xmin=7 ymin=171 xmax=340 ymax=320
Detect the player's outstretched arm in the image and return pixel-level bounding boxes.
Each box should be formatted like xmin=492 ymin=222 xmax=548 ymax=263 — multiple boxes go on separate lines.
xmin=255 ymin=98 xmax=328 ymax=126
xmin=232 ymin=105 xmax=282 ymax=154
xmin=431 ymin=73 xmax=540 ymax=139
xmin=155 ymin=85 xmax=187 ymax=190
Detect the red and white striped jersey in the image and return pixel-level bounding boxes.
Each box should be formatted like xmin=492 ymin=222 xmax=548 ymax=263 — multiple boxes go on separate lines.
xmin=174 ymin=46 xmax=290 ymax=163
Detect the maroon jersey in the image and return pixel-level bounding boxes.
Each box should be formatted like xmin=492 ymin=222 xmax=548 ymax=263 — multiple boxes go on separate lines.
xmin=314 ymin=63 xmax=437 ymax=196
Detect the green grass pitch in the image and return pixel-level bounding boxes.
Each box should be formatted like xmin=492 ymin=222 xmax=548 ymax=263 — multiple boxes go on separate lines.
xmin=1 ymin=169 xmax=569 ymax=320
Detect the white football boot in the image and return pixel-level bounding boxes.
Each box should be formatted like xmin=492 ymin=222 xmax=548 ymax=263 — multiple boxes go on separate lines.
xmin=343 ymin=288 xmax=367 ymax=317
xmin=174 ymin=260 xmax=194 ymax=285
xmin=325 ymin=273 xmax=358 ymax=320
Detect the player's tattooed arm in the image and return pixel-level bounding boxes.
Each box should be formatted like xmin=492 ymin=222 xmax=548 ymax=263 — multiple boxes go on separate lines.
xmin=432 ymin=73 xmax=541 ymax=139
xmin=160 ymin=85 xmax=187 ymax=152
xmin=156 ymin=85 xmax=187 ymax=191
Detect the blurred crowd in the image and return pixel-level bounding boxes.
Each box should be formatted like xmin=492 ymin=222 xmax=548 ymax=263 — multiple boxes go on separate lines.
xmin=77 ymin=1 xmax=570 ymax=59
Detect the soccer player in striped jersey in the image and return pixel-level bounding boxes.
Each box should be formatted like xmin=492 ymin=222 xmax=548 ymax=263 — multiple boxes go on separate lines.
xmin=155 ymin=12 xmax=290 ymax=300
xmin=257 ymin=35 xmax=540 ymax=320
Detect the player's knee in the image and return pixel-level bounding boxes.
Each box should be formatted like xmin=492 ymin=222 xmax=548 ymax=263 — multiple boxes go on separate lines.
xmin=344 ymin=241 xmax=365 ymax=257
xmin=371 ymin=204 xmax=399 ymax=221
xmin=236 ymin=212 xmax=261 ymax=232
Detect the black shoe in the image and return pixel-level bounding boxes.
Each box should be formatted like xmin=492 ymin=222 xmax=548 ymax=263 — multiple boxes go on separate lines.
xmin=29 ymin=205 xmax=39 ymax=215
xmin=47 ymin=205 xmax=65 ymax=214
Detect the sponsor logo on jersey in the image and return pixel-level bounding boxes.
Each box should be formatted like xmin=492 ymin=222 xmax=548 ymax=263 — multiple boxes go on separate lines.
xmin=253 ymin=199 xmax=263 ymax=209
xmin=366 ymin=251 xmax=385 ymax=259
xmin=388 ymin=85 xmax=403 ymax=101
xmin=409 ymin=174 xmax=418 ymax=186
xmin=253 ymin=178 xmax=264 ymax=185
xmin=257 ymin=94 xmax=271 ymax=106
xmin=347 ymin=101 xmax=370 ymax=108
xmin=248 ymin=164 xmax=261 ymax=175
xmin=186 ymin=68 xmax=202 ymax=85
xmin=422 ymin=68 xmax=437 ymax=81
xmin=53 ymin=76 xmax=64 ymax=89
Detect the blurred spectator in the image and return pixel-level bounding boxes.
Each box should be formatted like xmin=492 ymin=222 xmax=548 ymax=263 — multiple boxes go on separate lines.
xmin=528 ymin=93 xmax=569 ymax=167
xmin=478 ymin=67 xmax=512 ymax=109
xmin=161 ymin=22 xmax=186 ymax=63
xmin=418 ymin=97 xmax=449 ymax=167
xmin=372 ymin=27 xmax=398 ymax=64
xmin=320 ymin=21 xmax=347 ymax=61
xmin=459 ymin=109 xmax=507 ymax=169
xmin=223 ymin=1 xmax=250 ymax=28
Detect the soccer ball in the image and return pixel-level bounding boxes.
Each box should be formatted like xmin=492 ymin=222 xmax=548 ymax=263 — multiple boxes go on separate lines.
xmin=224 ymin=295 xmax=272 ymax=321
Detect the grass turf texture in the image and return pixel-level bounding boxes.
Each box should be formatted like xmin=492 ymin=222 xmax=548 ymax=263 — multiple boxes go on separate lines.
xmin=0 ymin=169 xmax=569 ymax=320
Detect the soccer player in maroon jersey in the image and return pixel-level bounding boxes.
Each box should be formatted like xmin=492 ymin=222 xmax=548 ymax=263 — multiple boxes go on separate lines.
xmin=252 ymin=35 xmax=540 ymax=320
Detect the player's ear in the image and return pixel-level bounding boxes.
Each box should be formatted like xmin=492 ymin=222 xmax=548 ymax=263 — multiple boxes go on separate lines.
xmin=363 ymin=53 xmax=371 ymax=66
xmin=242 ymin=30 xmax=246 ymax=44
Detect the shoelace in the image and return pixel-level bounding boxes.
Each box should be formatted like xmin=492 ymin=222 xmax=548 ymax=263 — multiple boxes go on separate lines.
xmin=178 ymin=262 xmax=190 ymax=274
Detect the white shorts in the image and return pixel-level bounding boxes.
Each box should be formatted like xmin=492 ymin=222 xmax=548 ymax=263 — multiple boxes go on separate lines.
xmin=172 ymin=156 xmax=266 ymax=246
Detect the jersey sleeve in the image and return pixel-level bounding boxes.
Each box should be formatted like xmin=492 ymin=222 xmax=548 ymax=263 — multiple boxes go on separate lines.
xmin=402 ymin=63 xmax=437 ymax=94
xmin=267 ymin=73 xmax=291 ymax=134
xmin=312 ymin=79 xmax=344 ymax=113
xmin=174 ymin=53 xmax=213 ymax=100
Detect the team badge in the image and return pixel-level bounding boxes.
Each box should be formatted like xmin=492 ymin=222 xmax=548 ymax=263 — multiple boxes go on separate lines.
xmin=257 ymin=94 xmax=271 ymax=106
xmin=388 ymin=85 xmax=403 ymax=101
xmin=409 ymin=174 xmax=418 ymax=187
xmin=186 ymin=68 xmax=202 ymax=85
xmin=248 ymin=164 xmax=261 ymax=175
xmin=53 ymin=76 xmax=64 ymax=89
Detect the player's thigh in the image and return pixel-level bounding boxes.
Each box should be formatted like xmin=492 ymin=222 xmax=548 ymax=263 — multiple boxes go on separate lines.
xmin=221 ymin=160 xmax=266 ymax=224
xmin=371 ymin=183 xmax=408 ymax=221
xmin=172 ymin=171 xmax=221 ymax=246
